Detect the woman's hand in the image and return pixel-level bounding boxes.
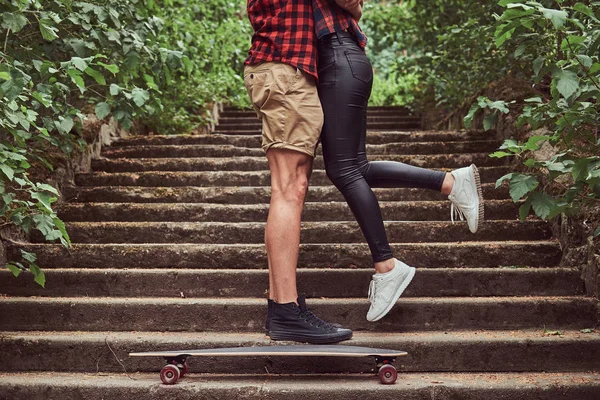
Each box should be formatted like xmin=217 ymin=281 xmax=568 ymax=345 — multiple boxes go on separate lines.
xmin=334 ymin=0 xmax=363 ymax=21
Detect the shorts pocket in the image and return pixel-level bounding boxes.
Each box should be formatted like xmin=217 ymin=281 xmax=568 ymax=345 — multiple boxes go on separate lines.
xmin=344 ymin=50 xmax=373 ymax=84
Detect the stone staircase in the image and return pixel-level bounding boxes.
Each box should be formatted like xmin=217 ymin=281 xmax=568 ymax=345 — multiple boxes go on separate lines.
xmin=0 ymin=106 xmax=599 ymax=399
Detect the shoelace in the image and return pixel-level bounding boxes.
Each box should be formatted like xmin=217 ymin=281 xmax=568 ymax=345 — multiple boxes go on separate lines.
xmin=368 ymin=279 xmax=380 ymax=305
xmin=301 ymin=309 xmax=332 ymax=330
xmin=450 ymin=200 xmax=466 ymax=224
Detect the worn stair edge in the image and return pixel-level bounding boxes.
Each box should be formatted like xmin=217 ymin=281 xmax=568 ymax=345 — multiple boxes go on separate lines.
xmin=0 ymin=296 xmax=596 ymax=332
xmin=110 ymin=131 xmax=496 ymax=147
xmin=0 ymin=268 xmax=583 ymax=299
xmin=55 ymin=200 xmax=521 ymax=223
xmin=91 ymin=154 xmax=509 ymax=172
xmin=1 ymin=330 xmax=599 ymax=374
xmin=74 ymin=167 xmax=507 ymax=187
xmin=90 ymin=157 xmax=509 ymax=178
xmin=100 ymin=141 xmax=501 ymax=158
xmin=63 ymin=183 xmax=510 ymax=204
xmin=35 ymin=220 xmax=552 ymax=245
xmin=5 ymin=241 xmax=562 ymax=269
xmin=3 ymin=372 xmax=598 ymax=400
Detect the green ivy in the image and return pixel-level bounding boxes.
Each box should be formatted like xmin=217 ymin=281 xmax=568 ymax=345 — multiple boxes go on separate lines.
xmin=1 ymin=0 xmax=251 ymax=286
xmin=487 ymin=1 xmax=600 ymax=221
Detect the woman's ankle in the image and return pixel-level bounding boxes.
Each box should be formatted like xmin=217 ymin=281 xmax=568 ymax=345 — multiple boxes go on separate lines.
xmin=374 ymin=258 xmax=395 ymax=274
xmin=441 ymin=172 xmax=455 ymax=195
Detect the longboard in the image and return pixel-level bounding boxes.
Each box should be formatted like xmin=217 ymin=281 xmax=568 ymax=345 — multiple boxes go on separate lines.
xmin=130 ymin=345 xmax=407 ymax=385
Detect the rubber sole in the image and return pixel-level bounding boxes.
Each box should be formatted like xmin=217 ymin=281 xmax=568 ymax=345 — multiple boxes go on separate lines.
xmin=471 ymin=164 xmax=485 ymax=232
xmin=268 ymin=330 xmax=353 ymax=344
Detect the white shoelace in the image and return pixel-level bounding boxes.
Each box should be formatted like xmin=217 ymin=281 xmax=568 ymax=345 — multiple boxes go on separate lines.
xmin=368 ymin=279 xmax=379 ymax=305
xmin=450 ymin=201 xmax=466 ymax=224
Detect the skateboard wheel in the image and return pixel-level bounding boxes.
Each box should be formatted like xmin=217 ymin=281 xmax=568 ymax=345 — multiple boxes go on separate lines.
xmin=160 ymin=364 xmax=180 ymax=385
xmin=378 ymin=364 xmax=397 ymax=384
xmin=180 ymin=362 xmax=189 ymax=378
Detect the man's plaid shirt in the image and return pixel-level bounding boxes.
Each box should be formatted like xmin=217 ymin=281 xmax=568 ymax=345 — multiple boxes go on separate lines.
xmin=245 ymin=0 xmax=318 ymax=79
xmin=312 ymin=0 xmax=367 ymax=49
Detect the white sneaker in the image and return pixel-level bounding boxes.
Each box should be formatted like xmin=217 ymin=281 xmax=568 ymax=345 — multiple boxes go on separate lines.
xmin=366 ymin=259 xmax=416 ymax=322
xmin=448 ymin=164 xmax=484 ymax=233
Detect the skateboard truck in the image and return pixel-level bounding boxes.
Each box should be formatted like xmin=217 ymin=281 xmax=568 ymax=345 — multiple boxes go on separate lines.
xmin=161 ymin=356 xmax=189 ymax=385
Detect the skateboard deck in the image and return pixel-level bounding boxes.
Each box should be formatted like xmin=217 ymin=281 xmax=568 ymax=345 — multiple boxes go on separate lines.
xmin=130 ymin=345 xmax=407 ymax=385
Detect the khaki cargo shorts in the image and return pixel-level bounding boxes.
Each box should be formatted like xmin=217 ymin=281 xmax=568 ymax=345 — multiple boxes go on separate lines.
xmin=243 ymin=62 xmax=323 ymax=158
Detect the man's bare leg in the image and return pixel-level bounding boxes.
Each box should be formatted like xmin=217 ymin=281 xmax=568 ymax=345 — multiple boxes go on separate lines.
xmin=265 ymin=148 xmax=313 ymax=304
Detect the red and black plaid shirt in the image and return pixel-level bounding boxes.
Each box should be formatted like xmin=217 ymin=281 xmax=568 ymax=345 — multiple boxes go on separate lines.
xmin=312 ymin=0 xmax=367 ymax=49
xmin=245 ymin=0 xmax=318 ymax=79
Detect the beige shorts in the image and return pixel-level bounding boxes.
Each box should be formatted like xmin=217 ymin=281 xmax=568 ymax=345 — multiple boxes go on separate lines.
xmin=244 ymin=62 xmax=323 ymax=158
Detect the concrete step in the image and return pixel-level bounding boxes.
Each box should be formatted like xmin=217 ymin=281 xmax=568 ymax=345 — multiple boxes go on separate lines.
xmin=1 ymin=330 xmax=599 ymax=373
xmin=219 ymin=116 xmax=420 ymax=124
xmin=43 ymin=220 xmax=552 ymax=244
xmin=63 ymin=183 xmax=509 ymax=204
xmin=4 ymin=372 xmax=598 ymax=400
xmin=55 ymin=200 xmax=521 ymax=223
xmin=100 ymin=141 xmax=501 ymax=159
xmin=0 ymin=296 xmax=595 ymax=332
xmin=111 ymin=131 xmax=496 ymax=148
xmin=216 ymin=120 xmax=422 ymax=131
xmin=0 ymin=268 xmax=583 ymax=298
xmin=75 ymin=167 xmax=508 ymax=187
xmin=5 ymin=241 xmax=562 ymax=269
xmin=92 ymin=153 xmax=508 ymax=172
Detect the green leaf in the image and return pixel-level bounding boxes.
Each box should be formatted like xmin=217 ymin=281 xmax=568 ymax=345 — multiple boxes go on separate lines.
xmin=483 ymin=114 xmax=497 ymax=131
xmin=20 ymin=249 xmax=37 ymax=263
xmin=84 ymin=67 xmax=106 ymax=85
xmin=131 ymin=88 xmax=150 ymax=107
xmin=490 ymin=151 xmax=513 ymax=158
xmin=97 ymin=62 xmax=119 ymax=74
xmin=496 ymin=173 xmax=513 ymax=189
xmin=530 ymin=192 xmax=555 ymax=220
xmin=71 ymin=57 xmax=88 ymax=72
xmin=53 ymin=217 xmax=71 ymax=245
xmin=554 ymin=70 xmax=579 ymax=99
xmin=0 ymin=164 xmax=14 ymax=181
xmin=37 ymin=183 xmax=59 ymax=195
xmin=95 ymin=102 xmax=111 ymax=119
xmin=509 ymin=174 xmax=539 ymax=202
xmin=2 ymin=12 xmax=28 ymax=33
xmin=533 ymin=57 xmax=545 ymax=77
xmin=519 ymin=198 xmax=532 ymax=221
xmin=110 ymin=84 xmax=121 ymax=96
xmin=576 ymin=55 xmax=593 ymax=68
xmin=594 ymin=227 xmax=600 ymax=238
xmin=30 ymin=264 xmax=46 ymax=288
xmin=67 ymin=69 xmax=85 ymax=90
xmin=39 ymin=18 xmax=59 ymax=41
xmin=463 ymin=103 xmax=480 ymax=128
xmin=58 ymin=116 xmax=74 ymax=135
xmin=5 ymin=263 xmax=22 ymax=277
xmin=540 ymin=8 xmax=568 ymax=29
xmin=31 ymin=191 xmax=56 ymax=212
xmin=581 ymin=328 xmax=595 ymax=333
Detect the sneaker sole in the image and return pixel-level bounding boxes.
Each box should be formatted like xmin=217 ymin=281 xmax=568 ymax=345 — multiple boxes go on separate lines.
xmin=367 ymin=267 xmax=416 ymax=322
xmin=268 ymin=330 xmax=353 ymax=344
xmin=470 ymin=164 xmax=484 ymax=233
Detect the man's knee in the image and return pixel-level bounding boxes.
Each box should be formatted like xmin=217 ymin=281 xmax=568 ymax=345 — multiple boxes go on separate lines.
xmin=271 ymin=172 xmax=309 ymax=205
xmin=268 ymin=149 xmax=312 ymax=204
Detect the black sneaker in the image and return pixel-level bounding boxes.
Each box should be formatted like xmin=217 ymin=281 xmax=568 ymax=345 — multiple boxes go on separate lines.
xmin=265 ymin=297 xmax=342 ymax=334
xmin=268 ymin=294 xmax=352 ymax=344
